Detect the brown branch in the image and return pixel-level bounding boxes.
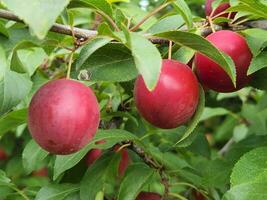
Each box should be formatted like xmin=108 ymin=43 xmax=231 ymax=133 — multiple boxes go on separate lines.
xmin=0 ymin=9 xmax=266 ymax=45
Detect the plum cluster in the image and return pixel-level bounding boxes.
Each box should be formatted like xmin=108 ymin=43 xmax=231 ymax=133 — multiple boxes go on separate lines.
xmin=27 ymin=0 xmax=251 ymax=199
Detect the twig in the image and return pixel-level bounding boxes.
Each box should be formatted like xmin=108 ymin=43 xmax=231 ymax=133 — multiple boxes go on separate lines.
xmin=168 ymin=41 xmax=173 ymax=60
xmin=219 ymin=138 xmax=235 ymax=156
xmin=130 ymin=2 xmax=171 ymax=32
xmin=0 ymin=9 xmax=266 ymax=44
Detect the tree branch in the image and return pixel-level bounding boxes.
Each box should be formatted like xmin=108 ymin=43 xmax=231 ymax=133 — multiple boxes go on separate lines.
xmin=0 ymin=9 xmax=266 ymax=44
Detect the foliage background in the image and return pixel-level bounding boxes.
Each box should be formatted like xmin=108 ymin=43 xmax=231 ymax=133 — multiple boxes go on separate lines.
xmin=0 ymin=0 xmax=267 ymax=199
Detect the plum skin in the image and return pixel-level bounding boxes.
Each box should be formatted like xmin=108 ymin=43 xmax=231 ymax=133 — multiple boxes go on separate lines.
xmin=136 ymin=192 xmax=161 ymax=200
xmin=134 ymin=59 xmax=199 ymax=129
xmin=205 ymin=0 xmax=232 ymax=18
xmin=28 ymin=79 xmax=100 ymax=155
xmin=195 ymin=30 xmax=252 ymax=93
xmin=0 ymin=148 xmax=8 ymax=160
xmin=85 ymin=144 xmax=130 ymax=176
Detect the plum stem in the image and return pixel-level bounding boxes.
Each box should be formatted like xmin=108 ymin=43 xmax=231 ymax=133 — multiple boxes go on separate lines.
xmin=168 ymin=41 xmax=173 ymax=60
xmin=130 ymin=2 xmax=171 ymax=32
xmin=66 ymin=52 xmax=74 ymax=79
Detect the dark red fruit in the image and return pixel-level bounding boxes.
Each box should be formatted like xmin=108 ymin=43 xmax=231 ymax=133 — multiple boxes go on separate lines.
xmin=0 ymin=148 xmax=8 ymax=160
xmin=193 ymin=190 xmax=207 ymax=200
xmin=85 ymin=144 xmax=130 ymax=176
xmin=205 ymin=0 xmax=233 ymax=18
xmin=114 ymin=145 xmax=130 ymax=176
xmin=136 ymin=192 xmax=161 ymax=200
xmin=85 ymin=140 xmax=105 ymax=166
xmin=195 ymin=30 xmax=252 ymax=93
xmin=32 ymin=168 xmax=48 ymax=177
xmin=134 ymin=59 xmax=199 ymax=129
xmin=28 ymin=79 xmax=100 ymax=155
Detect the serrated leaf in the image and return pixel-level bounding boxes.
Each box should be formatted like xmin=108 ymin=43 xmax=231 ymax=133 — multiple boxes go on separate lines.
xmin=80 ymin=153 xmax=120 ymax=200
xmin=22 ymin=140 xmax=49 ymax=174
xmin=0 ymin=45 xmax=7 ymax=81
xmin=223 ymin=181 xmax=267 ymax=200
xmin=0 ymin=22 xmax=9 ymax=38
xmin=117 ymin=163 xmax=154 ymax=200
xmin=53 ymin=129 xmax=139 ymax=180
xmin=148 ymin=15 xmax=185 ymax=34
xmin=172 ymin=46 xmax=195 ymax=64
xmin=10 ymin=40 xmax=47 ymax=76
xmin=72 ymin=0 xmax=113 ymax=17
xmin=107 ymin=0 xmax=129 ymax=3
xmin=250 ymin=68 xmax=267 ymax=91
xmin=2 ymin=0 xmax=71 ymax=39
xmin=174 ymin=85 xmax=205 ymax=147
xmin=171 ymin=0 xmax=193 ymax=29
xmin=228 ymin=0 xmax=267 ymax=19
xmin=231 ymin=147 xmax=267 ymax=187
xmin=200 ymin=107 xmax=230 ymax=121
xmin=248 ymin=51 xmax=267 ymax=75
xmin=0 ymin=70 xmax=32 ymax=116
xmin=35 ymin=184 xmax=79 ymax=200
xmin=75 ymin=37 xmax=113 ymax=70
xmin=75 ymin=43 xmax=137 ymax=82
xmin=0 ymin=108 xmax=27 ymax=136
xmin=128 ymin=32 xmax=162 ymax=91
xmin=155 ymin=31 xmax=236 ymax=85
xmin=242 ymin=29 xmax=267 ymax=57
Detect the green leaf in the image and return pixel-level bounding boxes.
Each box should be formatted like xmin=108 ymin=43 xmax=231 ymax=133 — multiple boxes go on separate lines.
xmin=155 ymin=31 xmax=237 ymax=85
xmin=250 ymin=68 xmax=267 ymax=91
xmin=117 ymin=163 xmax=154 ymax=200
xmin=80 ymin=153 xmax=120 ymax=200
xmin=200 ymin=107 xmax=230 ymax=121
xmin=247 ymin=51 xmax=267 ymax=75
xmin=0 ymin=45 xmax=7 ymax=81
xmin=171 ymin=0 xmax=193 ymax=29
xmin=119 ymin=3 xmax=157 ymax=31
xmin=172 ymin=47 xmax=195 ymax=64
xmin=174 ymin=85 xmax=205 ymax=147
xmin=0 ymin=22 xmax=9 ymax=38
xmin=242 ymin=29 xmax=267 ymax=57
xmin=53 ymin=129 xmax=139 ymax=180
xmin=0 ymin=170 xmax=11 ymax=186
xmin=75 ymin=43 xmax=137 ymax=82
xmin=75 ymin=37 xmax=113 ymax=70
xmin=107 ymin=0 xmax=129 ymax=3
xmin=22 ymin=140 xmax=49 ymax=174
xmin=79 ymin=0 xmax=113 ymax=17
xmin=195 ymin=158 xmax=232 ymax=188
xmin=35 ymin=184 xmax=79 ymax=200
xmin=2 ymin=0 xmax=71 ymax=39
xmin=148 ymin=15 xmax=185 ymax=34
xmin=0 ymin=109 xmax=27 ymax=136
xmin=0 ymin=70 xmax=32 ymax=116
xmin=127 ymin=32 xmax=162 ymax=91
xmin=228 ymin=0 xmax=267 ymax=19
xmin=10 ymin=41 xmax=47 ymax=76
xmin=223 ymin=181 xmax=267 ymax=200
xmin=230 ymin=147 xmax=267 ymax=187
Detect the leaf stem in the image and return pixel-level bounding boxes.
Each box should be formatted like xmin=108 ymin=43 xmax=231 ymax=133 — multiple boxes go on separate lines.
xmin=208 ymin=17 xmax=216 ymax=33
xmin=130 ymin=2 xmax=171 ymax=32
xmin=168 ymin=192 xmax=188 ymax=200
xmin=96 ymin=10 xmax=120 ymax=32
xmin=11 ymin=186 xmax=30 ymax=200
xmin=168 ymin=41 xmax=173 ymax=60
xmin=66 ymin=52 xmax=74 ymax=79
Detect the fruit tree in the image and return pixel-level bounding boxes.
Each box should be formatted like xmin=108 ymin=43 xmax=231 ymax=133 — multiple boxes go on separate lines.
xmin=0 ymin=0 xmax=267 ymax=199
